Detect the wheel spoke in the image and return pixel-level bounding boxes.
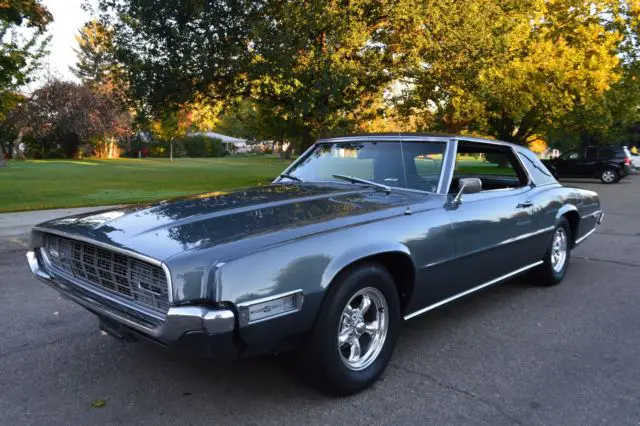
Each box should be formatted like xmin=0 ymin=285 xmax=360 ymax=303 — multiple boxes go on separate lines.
xmin=338 ymin=329 xmax=350 ymax=346
xmin=364 ymin=321 xmax=379 ymax=336
xmin=348 ymin=338 xmax=361 ymax=362
xmin=358 ymin=295 xmax=372 ymax=315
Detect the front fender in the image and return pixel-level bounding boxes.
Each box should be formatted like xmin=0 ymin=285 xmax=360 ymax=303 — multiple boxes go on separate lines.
xmin=320 ymin=241 xmax=412 ymax=290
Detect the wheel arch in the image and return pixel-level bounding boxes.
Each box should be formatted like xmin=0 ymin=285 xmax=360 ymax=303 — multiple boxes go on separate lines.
xmin=320 ymin=243 xmax=416 ymax=315
xmin=556 ymin=204 xmax=580 ymax=246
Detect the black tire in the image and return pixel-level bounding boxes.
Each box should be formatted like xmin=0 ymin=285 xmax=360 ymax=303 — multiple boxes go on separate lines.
xmin=302 ymin=262 xmax=401 ymax=395
xmin=599 ymin=168 xmax=619 ymax=184
xmin=531 ymin=218 xmax=572 ymax=286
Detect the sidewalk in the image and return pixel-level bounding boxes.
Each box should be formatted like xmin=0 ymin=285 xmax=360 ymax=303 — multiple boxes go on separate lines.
xmin=0 ymin=206 xmax=118 ymax=238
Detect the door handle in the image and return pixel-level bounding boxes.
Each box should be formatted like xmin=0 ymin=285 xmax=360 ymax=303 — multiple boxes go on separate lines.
xmin=516 ymin=201 xmax=534 ymax=209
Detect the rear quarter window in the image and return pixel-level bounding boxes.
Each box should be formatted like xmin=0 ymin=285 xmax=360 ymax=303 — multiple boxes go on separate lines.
xmin=517 ymin=149 xmax=557 ymax=185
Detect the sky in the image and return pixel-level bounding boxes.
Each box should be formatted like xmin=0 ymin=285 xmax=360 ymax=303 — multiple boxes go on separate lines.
xmin=40 ymin=0 xmax=93 ymax=82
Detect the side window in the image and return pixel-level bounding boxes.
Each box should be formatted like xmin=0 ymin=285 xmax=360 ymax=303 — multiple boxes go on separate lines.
xmin=401 ymin=141 xmax=447 ymax=192
xmin=449 ymin=141 xmax=528 ymax=192
xmin=561 ymin=150 xmax=580 ymax=160
xmin=517 ymin=150 xmax=557 ymax=185
xmin=586 ymin=147 xmax=598 ymax=160
xmin=598 ymin=148 xmax=615 ymax=159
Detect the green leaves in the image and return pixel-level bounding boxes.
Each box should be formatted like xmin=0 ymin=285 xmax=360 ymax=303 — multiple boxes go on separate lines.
xmin=0 ymin=0 xmax=52 ymax=119
xmin=93 ymin=0 xmax=639 ymax=149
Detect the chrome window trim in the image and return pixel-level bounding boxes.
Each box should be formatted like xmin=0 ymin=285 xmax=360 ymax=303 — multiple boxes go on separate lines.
xmin=516 ymin=149 xmax=557 ymax=186
xmin=405 ymin=261 xmax=544 ymax=320
xmin=454 ymin=138 xmax=533 ymax=188
xmin=237 ymin=289 xmax=304 ymax=327
xmin=276 ymin=137 xmax=451 ymax=195
xmin=437 ymin=138 xmax=457 ymax=194
xmin=510 ymin=147 xmax=535 ymax=186
xmin=33 ymin=227 xmax=174 ymax=304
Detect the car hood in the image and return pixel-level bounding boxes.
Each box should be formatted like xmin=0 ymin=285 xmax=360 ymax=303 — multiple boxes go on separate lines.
xmin=34 ymin=184 xmax=421 ymax=261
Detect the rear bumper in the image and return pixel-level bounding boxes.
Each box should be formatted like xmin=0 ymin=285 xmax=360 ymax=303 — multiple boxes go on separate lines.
xmin=27 ymin=250 xmax=239 ymax=358
xmin=623 ymin=165 xmax=635 ymax=176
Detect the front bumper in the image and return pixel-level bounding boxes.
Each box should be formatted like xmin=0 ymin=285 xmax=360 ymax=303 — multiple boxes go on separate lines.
xmin=27 ymin=250 xmax=239 ymax=358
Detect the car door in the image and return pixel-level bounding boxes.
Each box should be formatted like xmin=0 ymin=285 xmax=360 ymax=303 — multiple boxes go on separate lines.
xmin=555 ymin=149 xmax=582 ymax=176
xmin=440 ymin=141 xmax=538 ymax=301
xmin=581 ymin=147 xmax=601 ymax=176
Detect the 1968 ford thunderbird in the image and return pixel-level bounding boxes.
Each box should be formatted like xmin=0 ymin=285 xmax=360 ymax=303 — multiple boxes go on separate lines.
xmin=27 ymin=133 xmax=603 ymax=394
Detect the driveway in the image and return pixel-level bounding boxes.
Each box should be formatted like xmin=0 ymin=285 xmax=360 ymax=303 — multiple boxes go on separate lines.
xmin=1 ymin=178 xmax=639 ymax=425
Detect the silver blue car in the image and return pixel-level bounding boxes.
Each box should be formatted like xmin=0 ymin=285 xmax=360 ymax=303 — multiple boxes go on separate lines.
xmin=27 ymin=133 xmax=603 ymax=394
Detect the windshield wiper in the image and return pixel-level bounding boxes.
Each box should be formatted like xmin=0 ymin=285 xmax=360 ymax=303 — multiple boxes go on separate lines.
xmin=332 ymin=174 xmax=391 ymax=194
xmin=279 ymin=173 xmax=304 ymax=182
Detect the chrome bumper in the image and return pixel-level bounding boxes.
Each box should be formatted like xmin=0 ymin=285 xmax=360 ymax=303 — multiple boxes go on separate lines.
xmin=26 ymin=250 xmax=235 ymax=345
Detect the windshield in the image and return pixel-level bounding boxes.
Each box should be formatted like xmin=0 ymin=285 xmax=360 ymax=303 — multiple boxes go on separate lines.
xmin=284 ymin=140 xmax=447 ymax=192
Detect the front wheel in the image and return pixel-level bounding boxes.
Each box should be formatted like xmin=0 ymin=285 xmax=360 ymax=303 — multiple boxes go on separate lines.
xmin=531 ymin=218 xmax=571 ymax=286
xmin=600 ymin=168 xmax=619 ymax=184
xmin=302 ymin=263 xmax=401 ymax=395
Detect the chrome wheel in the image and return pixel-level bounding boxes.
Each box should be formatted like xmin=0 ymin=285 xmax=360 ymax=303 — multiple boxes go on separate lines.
xmin=602 ymin=170 xmax=616 ymax=183
xmin=338 ymin=287 xmax=388 ymax=371
xmin=551 ymin=227 xmax=568 ymax=273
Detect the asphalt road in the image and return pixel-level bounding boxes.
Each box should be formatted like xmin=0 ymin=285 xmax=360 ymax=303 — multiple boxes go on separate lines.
xmin=1 ymin=176 xmax=639 ymax=425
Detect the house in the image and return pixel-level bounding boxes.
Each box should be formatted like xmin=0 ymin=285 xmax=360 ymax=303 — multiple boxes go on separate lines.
xmin=190 ymin=132 xmax=250 ymax=154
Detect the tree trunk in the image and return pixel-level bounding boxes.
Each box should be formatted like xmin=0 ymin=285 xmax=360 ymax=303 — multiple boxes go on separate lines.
xmin=283 ymin=141 xmax=293 ymax=160
xmin=0 ymin=145 xmax=6 ymax=168
xmin=170 ymin=139 xmax=173 ymax=161
xmin=11 ymin=128 xmax=27 ymax=160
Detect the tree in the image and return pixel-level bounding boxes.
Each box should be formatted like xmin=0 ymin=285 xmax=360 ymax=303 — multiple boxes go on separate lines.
xmin=0 ymin=0 xmax=52 ymax=166
xmin=150 ymin=109 xmax=191 ymax=161
xmin=8 ymin=79 xmax=132 ymax=158
xmin=95 ymin=0 xmax=394 ymax=151
xmin=391 ymin=0 xmax=629 ymax=145
xmin=71 ymin=20 xmax=127 ymax=101
xmin=95 ymin=0 xmax=258 ymax=112
xmin=244 ymin=1 xmax=393 ymax=149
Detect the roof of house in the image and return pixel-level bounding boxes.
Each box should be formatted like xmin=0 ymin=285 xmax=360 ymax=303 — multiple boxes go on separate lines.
xmin=191 ymin=132 xmax=247 ymax=144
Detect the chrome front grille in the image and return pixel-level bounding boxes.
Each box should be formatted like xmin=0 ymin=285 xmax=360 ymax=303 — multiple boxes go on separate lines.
xmin=43 ymin=234 xmax=170 ymax=314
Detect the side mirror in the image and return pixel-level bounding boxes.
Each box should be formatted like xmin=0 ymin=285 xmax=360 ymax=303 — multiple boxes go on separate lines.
xmin=453 ymin=177 xmax=482 ymax=204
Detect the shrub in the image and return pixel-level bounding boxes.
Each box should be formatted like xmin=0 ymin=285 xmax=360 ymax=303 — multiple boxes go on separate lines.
xmin=178 ymin=135 xmax=226 ymax=157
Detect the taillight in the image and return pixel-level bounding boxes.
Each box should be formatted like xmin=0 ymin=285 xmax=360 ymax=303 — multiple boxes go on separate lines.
xmin=624 ymin=157 xmax=631 ymax=165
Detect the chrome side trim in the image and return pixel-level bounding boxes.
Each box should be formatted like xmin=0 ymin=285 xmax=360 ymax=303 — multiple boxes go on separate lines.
xmin=27 ymin=250 xmax=50 ymax=280
xmin=405 ymin=261 xmax=544 ymax=320
xmin=214 ymin=262 xmax=225 ymax=301
xmin=496 ymin=226 xmax=555 ymax=248
xmin=581 ymin=209 xmax=603 ymax=220
xmin=419 ymin=226 xmax=554 ymax=270
xmin=575 ymin=226 xmax=597 ymax=245
xmin=237 ymin=289 xmax=304 ymax=327
xmin=161 ymin=263 xmax=174 ymax=304
xmin=34 ymin=227 xmax=175 ymax=306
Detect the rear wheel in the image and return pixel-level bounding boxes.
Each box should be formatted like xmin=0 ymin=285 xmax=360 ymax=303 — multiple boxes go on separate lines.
xmin=531 ymin=218 xmax=571 ymax=286
xmin=600 ymin=168 xmax=619 ymax=184
xmin=302 ymin=263 xmax=401 ymax=395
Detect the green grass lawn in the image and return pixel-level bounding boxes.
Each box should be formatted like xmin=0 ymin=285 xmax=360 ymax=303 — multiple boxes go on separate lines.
xmin=0 ymin=156 xmax=519 ymax=213
xmin=0 ymin=157 xmax=291 ymax=212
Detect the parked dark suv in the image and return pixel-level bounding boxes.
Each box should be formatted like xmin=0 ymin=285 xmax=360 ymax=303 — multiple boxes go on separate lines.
xmin=543 ymin=146 xmax=634 ymax=184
